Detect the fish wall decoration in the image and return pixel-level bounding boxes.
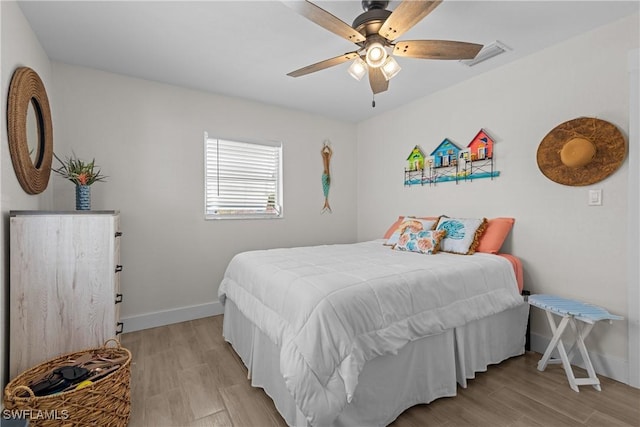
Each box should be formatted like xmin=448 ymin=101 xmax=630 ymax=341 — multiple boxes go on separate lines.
xmin=321 ymin=142 xmax=332 ymax=213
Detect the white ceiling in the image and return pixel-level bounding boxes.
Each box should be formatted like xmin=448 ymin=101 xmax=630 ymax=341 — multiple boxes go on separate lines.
xmin=18 ymin=1 xmax=640 ymax=123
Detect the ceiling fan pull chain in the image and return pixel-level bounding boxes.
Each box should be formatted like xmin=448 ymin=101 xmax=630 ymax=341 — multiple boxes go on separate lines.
xmin=372 ymin=94 xmax=376 ymax=108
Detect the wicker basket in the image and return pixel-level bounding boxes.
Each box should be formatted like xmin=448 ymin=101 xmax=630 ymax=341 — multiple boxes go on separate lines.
xmin=3 ymin=339 xmax=131 ymax=427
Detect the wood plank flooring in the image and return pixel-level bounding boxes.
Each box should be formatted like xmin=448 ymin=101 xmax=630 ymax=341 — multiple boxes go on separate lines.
xmin=120 ymin=315 xmax=640 ymax=427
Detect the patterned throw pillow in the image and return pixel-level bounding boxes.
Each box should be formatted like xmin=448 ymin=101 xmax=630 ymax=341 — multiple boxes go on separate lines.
xmin=436 ymin=217 xmax=488 ymax=255
xmin=384 ymin=218 xmax=438 ymax=246
xmin=383 ymin=216 xmax=406 ymax=239
xmin=394 ymin=230 xmax=447 ymax=255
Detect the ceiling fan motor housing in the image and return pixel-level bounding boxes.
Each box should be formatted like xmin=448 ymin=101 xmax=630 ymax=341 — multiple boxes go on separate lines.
xmin=352 ymin=8 xmax=392 ymax=37
xmin=362 ymin=0 xmax=389 ymax=11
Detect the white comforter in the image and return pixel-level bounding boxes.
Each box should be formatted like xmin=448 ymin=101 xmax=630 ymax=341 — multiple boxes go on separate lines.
xmin=218 ymin=240 xmax=523 ymax=426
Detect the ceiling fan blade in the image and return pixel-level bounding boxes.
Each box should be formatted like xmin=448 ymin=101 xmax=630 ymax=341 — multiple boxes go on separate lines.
xmin=379 ymin=0 xmax=442 ymax=41
xmin=393 ymin=40 xmax=483 ymax=60
xmin=369 ymin=67 xmax=389 ymax=94
xmin=287 ymin=52 xmax=360 ymax=77
xmin=283 ymin=1 xmax=366 ymax=44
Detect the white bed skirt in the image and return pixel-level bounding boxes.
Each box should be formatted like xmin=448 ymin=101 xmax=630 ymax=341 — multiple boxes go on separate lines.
xmin=222 ymin=299 xmax=529 ymax=427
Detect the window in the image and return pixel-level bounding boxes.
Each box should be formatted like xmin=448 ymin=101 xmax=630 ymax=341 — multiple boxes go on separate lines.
xmin=204 ymin=133 xmax=283 ymax=219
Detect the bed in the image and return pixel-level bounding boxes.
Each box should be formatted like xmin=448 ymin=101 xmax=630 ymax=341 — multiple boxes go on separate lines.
xmin=218 ymin=232 xmax=528 ymax=427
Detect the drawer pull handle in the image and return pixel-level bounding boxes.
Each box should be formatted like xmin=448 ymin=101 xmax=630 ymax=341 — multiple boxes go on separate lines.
xmin=116 ymin=322 xmax=124 ymax=335
xmin=115 ymin=293 xmax=123 ymax=304
xmin=115 ymin=265 xmax=123 ymax=273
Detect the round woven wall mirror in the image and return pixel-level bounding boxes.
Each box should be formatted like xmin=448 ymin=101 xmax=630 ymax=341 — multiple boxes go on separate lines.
xmin=7 ymin=67 xmax=53 ymax=194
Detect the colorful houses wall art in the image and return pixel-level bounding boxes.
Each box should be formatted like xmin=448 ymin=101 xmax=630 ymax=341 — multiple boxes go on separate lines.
xmin=404 ymin=129 xmax=500 ymax=186
xmin=406 ymin=146 xmax=426 ymax=171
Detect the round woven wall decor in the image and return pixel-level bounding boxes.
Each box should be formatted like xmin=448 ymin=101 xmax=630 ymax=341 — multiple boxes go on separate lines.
xmin=7 ymin=67 xmax=53 ymax=194
xmin=536 ymin=117 xmax=626 ymax=187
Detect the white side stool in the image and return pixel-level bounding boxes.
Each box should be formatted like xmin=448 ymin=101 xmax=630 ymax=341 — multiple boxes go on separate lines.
xmin=528 ymin=294 xmax=623 ymax=392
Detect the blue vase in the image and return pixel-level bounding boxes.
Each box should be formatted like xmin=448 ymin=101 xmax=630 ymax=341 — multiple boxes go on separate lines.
xmin=75 ymin=185 xmax=91 ymax=210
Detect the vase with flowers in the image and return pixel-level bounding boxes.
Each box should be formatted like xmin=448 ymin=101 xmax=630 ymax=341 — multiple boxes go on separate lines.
xmin=53 ymin=153 xmax=107 ymax=210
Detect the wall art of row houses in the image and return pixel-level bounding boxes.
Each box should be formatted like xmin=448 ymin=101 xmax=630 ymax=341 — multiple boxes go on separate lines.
xmin=404 ymin=129 xmax=500 ymax=186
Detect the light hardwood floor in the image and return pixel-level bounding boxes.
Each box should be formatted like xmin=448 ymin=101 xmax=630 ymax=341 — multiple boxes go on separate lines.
xmin=120 ymin=316 xmax=640 ymax=427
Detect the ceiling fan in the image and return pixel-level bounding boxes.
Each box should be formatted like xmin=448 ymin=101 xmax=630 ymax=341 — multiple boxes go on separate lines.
xmin=284 ymin=0 xmax=483 ymax=103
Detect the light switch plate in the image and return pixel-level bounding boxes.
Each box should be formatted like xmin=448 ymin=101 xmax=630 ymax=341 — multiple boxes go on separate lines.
xmin=588 ymin=189 xmax=602 ymax=206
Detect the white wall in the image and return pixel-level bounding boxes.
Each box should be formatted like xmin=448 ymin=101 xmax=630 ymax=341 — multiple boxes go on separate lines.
xmin=357 ymin=13 xmax=639 ymax=383
xmin=0 ymin=0 xmax=54 ymax=389
xmin=50 ymin=63 xmax=358 ymax=331
xmin=627 ymin=48 xmax=639 ymax=388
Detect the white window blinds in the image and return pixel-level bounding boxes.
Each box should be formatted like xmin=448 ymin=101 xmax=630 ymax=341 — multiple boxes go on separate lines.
xmin=205 ymin=134 xmax=283 ymax=219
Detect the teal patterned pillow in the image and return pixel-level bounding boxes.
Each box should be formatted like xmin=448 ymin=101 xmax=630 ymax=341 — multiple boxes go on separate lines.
xmin=394 ymin=230 xmax=447 ymax=255
xmin=436 ymin=217 xmax=487 ymax=255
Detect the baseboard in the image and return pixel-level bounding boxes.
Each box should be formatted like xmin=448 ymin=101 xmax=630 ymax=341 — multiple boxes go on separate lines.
xmin=121 ymin=301 xmax=224 ymax=333
xmin=530 ymin=332 xmax=630 ymax=386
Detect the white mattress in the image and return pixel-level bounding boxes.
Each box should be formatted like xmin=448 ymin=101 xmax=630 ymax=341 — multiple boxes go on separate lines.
xmin=218 ymin=240 xmax=527 ymax=426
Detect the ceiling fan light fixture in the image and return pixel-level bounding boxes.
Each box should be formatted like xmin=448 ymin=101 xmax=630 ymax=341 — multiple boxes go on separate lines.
xmin=380 ymin=56 xmax=401 ymax=81
xmin=348 ymin=57 xmax=368 ymax=81
xmin=365 ymin=42 xmax=387 ymax=68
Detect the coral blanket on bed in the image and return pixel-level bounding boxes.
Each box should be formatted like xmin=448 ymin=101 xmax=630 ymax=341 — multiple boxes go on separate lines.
xmin=218 ymin=240 xmax=523 ymax=426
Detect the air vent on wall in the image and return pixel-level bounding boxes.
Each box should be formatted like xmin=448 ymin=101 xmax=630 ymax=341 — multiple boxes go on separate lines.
xmin=460 ymin=40 xmax=510 ymax=67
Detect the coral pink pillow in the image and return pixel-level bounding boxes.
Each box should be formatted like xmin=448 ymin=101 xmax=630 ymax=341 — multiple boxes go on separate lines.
xmin=476 ymin=217 xmax=515 ymax=254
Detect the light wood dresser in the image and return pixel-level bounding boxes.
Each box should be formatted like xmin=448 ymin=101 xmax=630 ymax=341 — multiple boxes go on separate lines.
xmin=9 ymin=211 xmax=123 ymax=379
